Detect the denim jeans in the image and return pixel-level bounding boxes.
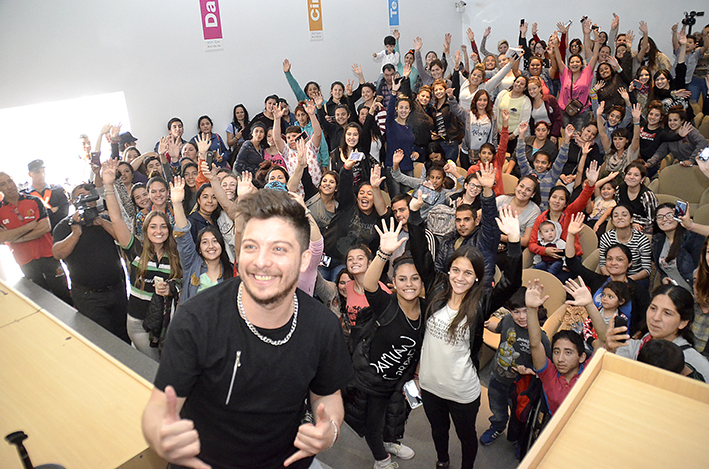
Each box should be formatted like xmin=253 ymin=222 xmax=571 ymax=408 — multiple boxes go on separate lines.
xmin=487 ymin=375 xmax=515 ymax=432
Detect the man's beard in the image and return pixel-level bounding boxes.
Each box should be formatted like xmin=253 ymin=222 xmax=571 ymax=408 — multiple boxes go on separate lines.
xmin=242 ymin=274 xmax=299 ymax=308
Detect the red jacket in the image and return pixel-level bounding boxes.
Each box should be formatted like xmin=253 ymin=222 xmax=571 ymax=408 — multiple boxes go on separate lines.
xmin=528 ymin=183 xmax=594 ymax=257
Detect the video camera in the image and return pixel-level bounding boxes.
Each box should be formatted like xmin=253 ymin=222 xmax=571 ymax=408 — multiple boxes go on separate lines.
xmin=682 ymin=11 xmax=705 ymax=33
xmin=70 ymin=185 xmax=100 ymax=226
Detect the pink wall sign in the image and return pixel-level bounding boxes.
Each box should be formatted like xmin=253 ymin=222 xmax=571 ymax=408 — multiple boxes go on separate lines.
xmin=199 ymin=0 xmax=223 ymax=40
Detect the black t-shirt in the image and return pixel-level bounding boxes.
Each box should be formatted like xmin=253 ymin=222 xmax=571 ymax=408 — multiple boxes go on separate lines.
xmin=155 ymin=278 xmax=353 ymax=469
xmin=52 ymin=215 xmax=124 ymax=290
xmin=639 ymin=125 xmax=682 ymax=161
xmin=365 ymin=288 xmax=423 ymax=384
xmin=22 ymin=184 xmax=69 ymax=230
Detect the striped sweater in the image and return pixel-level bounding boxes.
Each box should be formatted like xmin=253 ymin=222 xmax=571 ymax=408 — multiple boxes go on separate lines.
xmin=598 ymin=229 xmax=652 ymax=277
xmin=516 ymin=140 xmax=569 ymax=211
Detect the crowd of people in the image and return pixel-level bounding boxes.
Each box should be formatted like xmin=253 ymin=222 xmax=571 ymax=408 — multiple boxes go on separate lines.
xmin=3 ymin=12 xmax=709 ymax=469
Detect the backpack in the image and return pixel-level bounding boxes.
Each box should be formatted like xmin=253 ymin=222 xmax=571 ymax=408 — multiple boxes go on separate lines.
xmin=426 ymin=203 xmax=455 ymax=237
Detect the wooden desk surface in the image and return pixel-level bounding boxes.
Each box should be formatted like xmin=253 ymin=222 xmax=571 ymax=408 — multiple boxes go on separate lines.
xmin=522 ymin=350 xmax=709 ymax=469
xmin=0 ymin=282 xmax=162 ymax=469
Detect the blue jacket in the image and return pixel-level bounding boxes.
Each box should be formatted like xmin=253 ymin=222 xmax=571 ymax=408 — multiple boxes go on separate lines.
xmin=175 ymin=221 xmax=225 ymax=302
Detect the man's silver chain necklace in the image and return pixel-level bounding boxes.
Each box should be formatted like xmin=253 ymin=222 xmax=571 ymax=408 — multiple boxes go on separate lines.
xmin=237 ymin=283 xmax=298 ymax=346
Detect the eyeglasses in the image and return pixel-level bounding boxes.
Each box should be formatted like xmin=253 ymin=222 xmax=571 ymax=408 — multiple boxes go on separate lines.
xmin=656 ymin=213 xmax=676 ymax=221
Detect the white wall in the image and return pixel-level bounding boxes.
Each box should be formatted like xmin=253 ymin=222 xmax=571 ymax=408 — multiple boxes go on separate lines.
xmin=0 ymin=0 xmax=704 ymax=164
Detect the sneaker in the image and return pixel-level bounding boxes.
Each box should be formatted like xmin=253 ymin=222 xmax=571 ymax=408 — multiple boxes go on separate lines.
xmin=479 ymin=426 xmax=502 ymax=446
xmin=435 ymin=461 xmax=450 ymax=468
xmin=383 ymin=442 xmax=415 ymax=460
xmin=373 ymin=456 xmax=399 ymax=469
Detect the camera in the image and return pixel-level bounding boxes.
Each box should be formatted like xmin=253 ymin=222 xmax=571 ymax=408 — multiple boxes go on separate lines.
xmin=70 ymin=186 xmax=100 ymax=226
xmin=682 ymin=10 xmax=705 ymax=33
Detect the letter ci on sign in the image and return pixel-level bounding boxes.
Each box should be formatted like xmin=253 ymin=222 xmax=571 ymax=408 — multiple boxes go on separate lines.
xmin=308 ymin=0 xmax=323 ymax=41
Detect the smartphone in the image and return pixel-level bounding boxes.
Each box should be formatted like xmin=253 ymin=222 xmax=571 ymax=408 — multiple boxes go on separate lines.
xmin=206 ymin=150 xmax=214 ymax=170
xmin=674 ymin=200 xmax=688 ymax=221
xmin=631 ymin=79 xmax=644 ymax=90
xmin=613 ymin=314 xmax=628 ymax=344
xmin=90 ymin=152 xmax=101 ymax=167
xmin=698 ymin=145 xmax=709 ymax=162
xmin=403 ymin=380 xmax=423 ymax=409
xmin=419 ymin=185 xmax=438 ymax=203
xmin=348 ymin=152 xmax=365 ymax=162
xmin=295 ymin=130 xmax=309 ymax=142
xmin=520 ymin=19 xmax=525 ymax=26
xmin=319 ymin=254 xmax=332 ymax=268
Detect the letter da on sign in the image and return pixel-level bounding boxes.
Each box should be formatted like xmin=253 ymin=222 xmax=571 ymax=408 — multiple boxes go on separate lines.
xmin=205 ymin=1 xmax=218 ymax=27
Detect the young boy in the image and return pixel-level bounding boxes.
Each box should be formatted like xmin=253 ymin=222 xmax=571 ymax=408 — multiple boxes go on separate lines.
xmin=480 ymin=288 xmax=551 ymax=446
xmin=373 ymin=34 xmax=400 ymax=67
xmin=532 ymin=220 xmax=566 ymax=277
xmin=526 ymin=277 xmax=608 ymax=415
xmin=515 ymin=121 xmax=570 ymax=210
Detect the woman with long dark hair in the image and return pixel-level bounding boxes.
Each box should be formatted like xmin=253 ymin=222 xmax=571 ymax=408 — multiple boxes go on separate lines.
xmin=169 ymin=176 xmax=232 ymax=302
xmin=189 ymin=115 xmax=229 ymax=168
xmin=345 ymin=220 xmax=425 ymax=468
xmin=226 ymin=104 xmax=250 ymax=163
xmin=409 ymin=190 xmax=522 ymax=469
xmin=102 ymin=159 xmax=182 ymax=360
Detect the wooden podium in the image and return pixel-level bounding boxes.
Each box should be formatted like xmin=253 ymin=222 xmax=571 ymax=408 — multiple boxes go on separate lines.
xmin=0 ymin=280 xmax=164 ymax=469
xmin=520 ymin=349 xmax=709 ymax=468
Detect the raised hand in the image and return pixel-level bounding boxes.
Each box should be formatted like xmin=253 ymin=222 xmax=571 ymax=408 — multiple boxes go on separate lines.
xmin=154 ymin=386 xmax=211 ymax=469
xmin=284 ymin=403 xmax=337 ymax=467
xmin=195 ymin=134 xmax=211 ymax=154
xmin=100 ymin=123 xmax=111 ymax=135
xmin=414 ymin=36 xmax=423 ymax=52
xmin=237 ymin=171 xmax=256 ymax=198
xmin=580 ymin=141 xmax=592 ymax=155
xmin=611 ymin=13 xmax=620 ymax=30
xmin=501 ymin=108 xmax=510 ymax=125
xmin=370 ymin=165 xmax=385 ymax=189
xmin=477 ymin=162 xmax=496 ymax=189
xmin=272 ymin=105 xmax=285 ymax=120
xmin=517 ymin=120 xmax=528 ymax=135
xmin=604 ymin=313 xmax=630 ymax=352
xmin=283 ymin=59 xmax=291 ymax=73
xmin=466 ymin=27 xmax=475 ymax=42
xmin=403 ymin=62 xmax=412 ymax=77
xmin=631 ymin=103 xmax=642 ymax=123
xmin=295 ymin=138 xmax=308 ymax=168
xmin=484 ymin=26 xmax=491 ymax=38
xmin=639 ymin=21 xmax=648 ymax=36
xmin=392 ymin=148 xmax=405 ymax=168
xmin=345 ymin=79 xmax=353 ymax=96
xmin=496 ymin=205 xmax=521 ymax=243
xmin=304 ymin=100 xmax=317 ymax=116
xmin=532 ymin=22 xmax=538 ymax=36
xmin=101 ymin=159 xmax=118 ymax=186
xmin=170 ymin=176 xmax=186 ymax=204
xmin=200 ymin=160 xmax=216 ymax=181
xmin=563 ymin=277 xmax=593 ymax=307
xmin=618 ymin=86 xmax=629 ymax=102
xmin=675 ymin=120 xmax=690 ymax=138
xmin=443 ymin=161 xmax=457 ymax=175
xmin=567 ymin=212 xmax=585 ymax=235
xmin=352 ymin=63 xmax=362 ymax=76
xmin=109 ymin=123 xmax=122 ymax=142
xmin=168 ymin=136 xmax=183 ymax=157
xmin=313 ymin=91 xmax=324 ymax=107
xmin=556 ymin=21 xmax=568 ymax=35
xmin=409 ymin=189 xmax=425 ymax=212
xmin=520 ymin=21 xmax=528 ymax=35
xmin=391 ymin=75 xmax=402 ymax=92
xmin=393 ymin=29 xmax=400 ymax=41
xmin=444 ymin=33 xmax=452 ymax=53
xmin=586 ymin=160 xmax=600 ymax=186
xmin=625 ymin=30 xmax=635 ymax=46
xmin=158 ymin=135 xmax=170 ymax=155
xmin=564 ymin=124 xmax=576 ymax=143
xmin=375 ymin=218 xmax=406 ymax=255
xmin=525 ymin=279 xmax=550 ymax=309
xmin=446 ymin=87 xmax=455 ymax=98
